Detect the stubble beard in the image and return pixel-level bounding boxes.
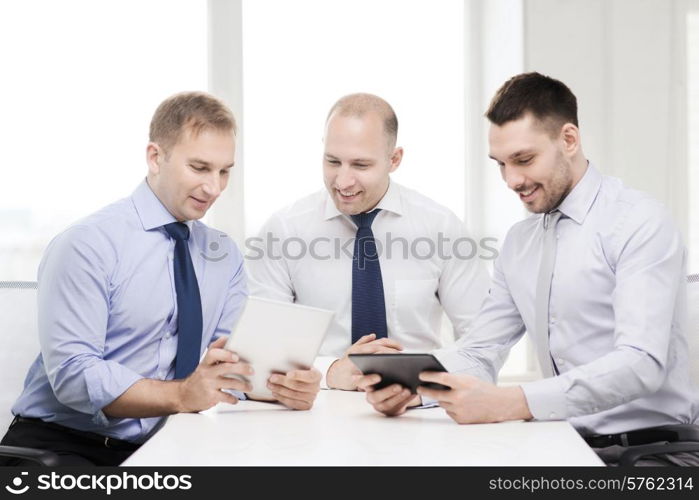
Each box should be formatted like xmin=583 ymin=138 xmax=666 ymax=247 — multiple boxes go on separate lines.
xmin=533 ymin=153 xmax=573 ymax=214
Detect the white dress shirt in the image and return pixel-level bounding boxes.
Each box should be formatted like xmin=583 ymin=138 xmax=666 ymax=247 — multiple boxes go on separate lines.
xmin=246 ymin=181 xmax=491 ymax=385
xmin=437 ymin=164 xmax=698 ymax=435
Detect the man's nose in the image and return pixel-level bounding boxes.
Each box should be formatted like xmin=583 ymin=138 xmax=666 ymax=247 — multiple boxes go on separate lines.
xmin=335 ymin=166 xmax=355 ymax=190
xmin=202 ymin=173 xmax=223 ymax=198
xmin=503 ymin=165 xmax=526 ymax=191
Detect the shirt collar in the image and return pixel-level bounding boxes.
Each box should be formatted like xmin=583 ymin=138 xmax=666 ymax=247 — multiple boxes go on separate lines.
xmin=131 ymin=179 xmax=183 ymax=231
xmin=556 ymin=162 xmax=602 ymax=225
xmin=323 ymin=179 xmax=404 ymax=220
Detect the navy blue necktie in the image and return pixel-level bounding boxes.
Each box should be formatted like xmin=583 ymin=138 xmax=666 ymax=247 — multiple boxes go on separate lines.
xmin=164 ymin=222 xmax=203 ymax=379
xmin=351 ymin=209 xmax=387 ymax=343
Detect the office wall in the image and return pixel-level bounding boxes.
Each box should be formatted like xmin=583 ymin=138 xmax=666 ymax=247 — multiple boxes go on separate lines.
xmin=524 ymin=0 xmax=688 ymax=237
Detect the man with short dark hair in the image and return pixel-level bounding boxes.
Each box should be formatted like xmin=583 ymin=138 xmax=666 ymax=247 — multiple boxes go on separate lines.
xmin=359 ymin=73 xmax=699 ymax=466
xmin=0 ymin=91 xmax=321 ymax=466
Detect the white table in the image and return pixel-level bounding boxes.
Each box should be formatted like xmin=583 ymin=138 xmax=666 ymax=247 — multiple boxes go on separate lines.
xmin=124 ymin=390 xmax=603 ymax=466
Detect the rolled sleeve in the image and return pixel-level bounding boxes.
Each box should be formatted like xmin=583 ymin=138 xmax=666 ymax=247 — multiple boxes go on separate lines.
xmin=38 ymin=224 xmax=139 ymax=420
xmin=84 ymin=360 xmax=144 ymax=425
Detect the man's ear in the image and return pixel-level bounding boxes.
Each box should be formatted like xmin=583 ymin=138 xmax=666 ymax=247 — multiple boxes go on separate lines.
xmin=389 ymin=146 xmax=404 ymax=173
xmin=560 ymin=123 xmax=580 ymax=157
xmin=146 ymin=142 xmax=162 ymax=175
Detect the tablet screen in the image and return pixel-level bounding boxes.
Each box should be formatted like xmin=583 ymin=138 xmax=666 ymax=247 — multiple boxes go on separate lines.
xmin=349 ymin=353 xmax=449 ymax=394
xmin=224 ymin=296 xmax=334 ymax=398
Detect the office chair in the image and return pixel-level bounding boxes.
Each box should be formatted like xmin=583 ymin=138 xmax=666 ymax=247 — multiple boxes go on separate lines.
xmin=0 ymin=281 xmax=60 ymax=466
xmin=617 ymin=274 xmax=699 ymax=466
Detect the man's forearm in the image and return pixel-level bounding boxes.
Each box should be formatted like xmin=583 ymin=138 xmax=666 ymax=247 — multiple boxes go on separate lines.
xmin=102 ymin=378 xmax=184 ymax=418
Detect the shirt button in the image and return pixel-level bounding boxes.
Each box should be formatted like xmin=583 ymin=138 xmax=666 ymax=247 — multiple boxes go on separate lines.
xmin=549 ymin=412 xmax=557 ymax=419
xmin=557 ymin=358 xmax=564 ymax=365
xmin=593 ymin=407 xmax=599 ymax=412
xmin=165 ymin=332 xmax=171 ymax=340
xmin=159 ymin=371 xmax=166 ymax=379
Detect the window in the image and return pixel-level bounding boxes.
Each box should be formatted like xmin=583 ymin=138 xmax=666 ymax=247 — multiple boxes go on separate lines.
xmin=0 ymin=0 xmax=207 ymax=280
xmin=242 ymin=0 xmax=466 ymax=236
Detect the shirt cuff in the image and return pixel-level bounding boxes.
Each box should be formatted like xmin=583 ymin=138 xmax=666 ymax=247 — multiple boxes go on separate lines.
xmin=520 ymin=376 xmax=568 ymax=421
xmin=83 ymin=360 xmax=144 ymax=426
xmin=225 ymin=390 xmax=247 ymax=401
xmin=410 ymin=395 xmax=439 ymax=409
xmin=314 ymin=355 xmax=340 ymax=389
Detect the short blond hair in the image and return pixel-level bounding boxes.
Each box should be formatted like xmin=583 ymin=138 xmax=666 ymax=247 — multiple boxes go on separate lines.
xmin=149 ymin=91 xmax=237 ymax=153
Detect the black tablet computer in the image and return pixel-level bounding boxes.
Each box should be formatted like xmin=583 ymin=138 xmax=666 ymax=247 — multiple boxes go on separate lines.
xmin=348 ymin=353 xmax=450 ymax=394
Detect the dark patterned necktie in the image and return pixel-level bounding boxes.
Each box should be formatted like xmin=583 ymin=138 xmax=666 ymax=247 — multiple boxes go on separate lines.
xmin=164 ymin=222 xmax=203 ymax=379
xmin=350 ymin=209 xmax=387 ymax=343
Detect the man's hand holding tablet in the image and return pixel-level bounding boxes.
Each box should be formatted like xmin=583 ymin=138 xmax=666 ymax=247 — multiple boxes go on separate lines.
xmin=351 ymin=353 xmax=449 ymax=416
xmin=357 ymin=361 xmax=533 ymax=423
xmin=223 ymin=296 xmax=333 ymax=411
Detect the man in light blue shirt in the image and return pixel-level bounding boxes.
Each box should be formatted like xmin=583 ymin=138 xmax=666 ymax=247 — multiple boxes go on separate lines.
xmin=359 ymin=73 xmax=698 ymax=465
xmin=1 ymin=92 xmax=321 ymax=466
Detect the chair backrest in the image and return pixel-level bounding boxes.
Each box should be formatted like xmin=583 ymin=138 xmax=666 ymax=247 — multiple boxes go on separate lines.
xmin=0 ymin=281 xmax=40 ymax=433
xmin=686 ymin=275 xmax=699 ymax=388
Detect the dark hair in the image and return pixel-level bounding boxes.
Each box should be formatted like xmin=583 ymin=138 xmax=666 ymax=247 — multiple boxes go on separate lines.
xmin=485 ymin=72 xmax=578 ymax=135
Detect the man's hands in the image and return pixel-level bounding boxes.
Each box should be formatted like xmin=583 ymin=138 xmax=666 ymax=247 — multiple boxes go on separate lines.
xmin=179 ymin=337 xmax=321 ymax=412
xmin=176 ymin=336 xmax=253 ymax=413
xmin=104 ymin=336 xmax=320 ymax=417
xmin=356 ymin=370 xmax=533 ymax=424
xmin=355 ymin=373 xmax=421 ymax=416
xmin=326 ymin=334 xmax=404 ymax=390
xmin=417 ymin=372 xmax=532 ymax=424
xmin=266 ymin=368 xmax=321 ymax=410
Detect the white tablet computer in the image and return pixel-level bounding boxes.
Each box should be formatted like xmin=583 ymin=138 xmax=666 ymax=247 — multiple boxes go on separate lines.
xmin=223 ymin=296 xmax=334 ymax=399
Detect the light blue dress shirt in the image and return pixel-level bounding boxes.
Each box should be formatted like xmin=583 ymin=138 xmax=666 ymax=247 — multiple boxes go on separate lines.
xmin=12 ymin=181 xmax=247 ymax=443
xmin=437 ymin=164 xmax=698 ymax=435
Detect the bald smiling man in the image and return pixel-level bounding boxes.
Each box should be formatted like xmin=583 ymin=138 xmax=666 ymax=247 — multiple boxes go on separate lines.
xmin=246 ymin=93 xmax=490 ymax=396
